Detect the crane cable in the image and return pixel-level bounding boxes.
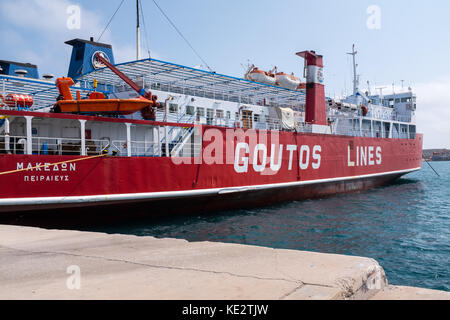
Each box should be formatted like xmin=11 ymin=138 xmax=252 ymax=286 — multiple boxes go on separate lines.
xmin=151 ymin=0 xmax=214 ymax=72
xmin=139 ymin=0 xmax=152 ymax=59
xmin=98 ymin=0 xmax=126 ymax=42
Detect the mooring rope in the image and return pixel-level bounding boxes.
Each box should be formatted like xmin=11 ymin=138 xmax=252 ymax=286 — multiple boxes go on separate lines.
xmin=424 ymin=158 xmax=440 ymax=177
xmin=0 ymin=153 xmax=107 ymax=176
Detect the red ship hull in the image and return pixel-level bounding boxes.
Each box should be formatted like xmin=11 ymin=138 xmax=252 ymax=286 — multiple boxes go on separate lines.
xmin=0 ymin=127 xmax=423 ymax=214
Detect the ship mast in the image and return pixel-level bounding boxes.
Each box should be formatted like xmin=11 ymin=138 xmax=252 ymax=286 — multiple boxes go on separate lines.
xmin=347 ymin=44 xmax=359 ymax=95
xmin=136 ymin=0 xmax=140 ymax=60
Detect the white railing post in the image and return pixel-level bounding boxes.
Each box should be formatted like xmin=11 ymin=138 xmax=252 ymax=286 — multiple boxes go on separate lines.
xmin=4 ymin=117 xmax=10 ymax=154
xmin=157 ymin=126 xmax=161 ymax=156
xmin=25 ymin=116 xmax=33 ymax=155
xmin=126 ymin=123 xmax=132 ymax=157
xmin=359 ymin=118 xmax=362 ymax=137
xmin=79 ymin=119 xmax=86 ymax=156
xmin=165 ymin=125 xmax=169 ymax=157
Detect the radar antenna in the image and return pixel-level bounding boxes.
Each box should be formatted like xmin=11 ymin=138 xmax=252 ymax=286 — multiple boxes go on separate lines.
xmin=346 ymin=44 xmax=359 ymax=95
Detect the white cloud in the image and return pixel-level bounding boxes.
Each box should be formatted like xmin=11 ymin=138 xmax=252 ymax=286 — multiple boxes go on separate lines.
xmin=0 ymin=0 xmax=160 ymax=77
xmin=413 ymin=79 xmax=450 ymax=149
xmin=0 ymin=0 xmax=107 ymax=40
xmin=0 ymin=0 xmax=111 ymax=76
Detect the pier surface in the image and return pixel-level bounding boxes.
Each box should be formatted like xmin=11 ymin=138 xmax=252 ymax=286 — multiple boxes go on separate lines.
xmin=0 ymin=224 xmax=449 ymax=300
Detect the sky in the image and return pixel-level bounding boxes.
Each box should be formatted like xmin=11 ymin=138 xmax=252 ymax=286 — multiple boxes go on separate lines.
xmin=0 ymin=0 xmax=449 ymax=148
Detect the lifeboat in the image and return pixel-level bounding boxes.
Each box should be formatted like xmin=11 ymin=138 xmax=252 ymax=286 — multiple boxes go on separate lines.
xmin=246 ymin=67 xmax=277 ymax=86
xmin=53 ymin=77 xmax=153 ymax=115
xmin=275 ymin=72 xmax=302 ymax=90
xmin=54 ymin=96 xmax=153 ymax=115
xmin=297 ymin=83 xmax=307 ymax=90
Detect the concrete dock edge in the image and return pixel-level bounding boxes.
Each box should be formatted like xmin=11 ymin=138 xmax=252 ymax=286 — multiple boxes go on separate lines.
xmin=0 ymin=225 xmax=448 ymax=300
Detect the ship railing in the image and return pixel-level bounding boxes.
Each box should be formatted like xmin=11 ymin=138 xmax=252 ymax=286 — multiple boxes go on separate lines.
xmin=144 ymin=79 xmax=303 ymax=109
xmin=170 ymin=141 xmax=202 ymax=158
xmin=263 ymin=117 xmax=282 ymax=131
xmin=395 ymin=115 xmax=411 ymax=123
xmin=155 ymin=111 xmax=183 ymax=123
xmin=330 ymin=124 xmax=414 ymax=139
xmin=32 ymin=136 xmax=110 ymax=156
xmin=295 ymin=122 xmax=313 ymax=133
xmin=0 ymin=135 xmax=27 ymax=155
xmin=234 ymin=115 xmax=282 ymax=131
xmin=0 ymin=135 xmax=110 ymax=155
xmin=110 ymin=138 xmax=202 ymax=158
xmin=111 ymin=140 xmax=161 ymax=157
xmin=331 ymin=124 xmax=377 ymax=138
xmin=170 ymin=127 xmax=196 ymax=157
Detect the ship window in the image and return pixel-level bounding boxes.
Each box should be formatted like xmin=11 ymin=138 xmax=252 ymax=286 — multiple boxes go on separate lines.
xmin=169 ymin=103 xmax=178 ymax=113
xmin=395 ymin=98 xmax=400 ymax=103
xmin=254 ymin=114 xmax=260 ymax=122
xmin=197 ymin=107 xmax=205 ymax=117
xmin=186 ymin=105 xmax=195 ymax=115
xmin=75 ymin=48 xmax=84 ymax=61
xmin=226 ymin=111 xmax=231 ymax=119
xmin=216 ymin=110 xmax=224 ymax=118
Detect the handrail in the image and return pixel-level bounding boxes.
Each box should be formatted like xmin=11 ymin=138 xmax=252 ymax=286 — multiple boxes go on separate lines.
xmin=0 ymin=135 xmax=110 ymax=155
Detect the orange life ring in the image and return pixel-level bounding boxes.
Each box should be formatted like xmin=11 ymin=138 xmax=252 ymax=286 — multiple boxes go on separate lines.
xmin=0 ymin=94 xmax=5 ymax=107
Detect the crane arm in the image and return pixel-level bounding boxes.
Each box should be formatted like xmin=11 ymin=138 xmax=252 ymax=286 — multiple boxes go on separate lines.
xmin=94 ymin=52 xmax=147 ymax=97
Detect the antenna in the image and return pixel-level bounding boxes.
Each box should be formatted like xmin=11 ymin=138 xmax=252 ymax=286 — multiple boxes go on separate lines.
xmin=376 ymin=86 xmax=387 ymax=105
xmin=136 ymin=0 xmax=141 ymax=60
xmin=346 ymin=44 xmax=359 ymax=95
xmin=401 ymin=80 xmax=405 ymax=91
xmin=367 ymin=80 xmax=371 ymax=96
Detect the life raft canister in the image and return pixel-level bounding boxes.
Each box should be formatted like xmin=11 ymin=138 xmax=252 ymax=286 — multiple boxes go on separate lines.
xmin=4 ymin=94 xmax=34 ymax=108
xmin=361 ymin=104 xmax=368 ymax=116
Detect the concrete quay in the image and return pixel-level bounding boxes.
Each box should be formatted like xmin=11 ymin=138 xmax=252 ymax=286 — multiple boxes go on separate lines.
xmin=0 ymin=224 xmax=449 ymax=300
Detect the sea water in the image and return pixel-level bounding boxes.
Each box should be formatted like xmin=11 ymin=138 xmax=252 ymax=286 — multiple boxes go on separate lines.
xmin=89 ymin=162 xmax=450 ymax=291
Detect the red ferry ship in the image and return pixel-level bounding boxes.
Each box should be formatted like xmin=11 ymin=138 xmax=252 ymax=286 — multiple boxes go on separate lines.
xmin=0 ymin=34 xmax=422 ymax=215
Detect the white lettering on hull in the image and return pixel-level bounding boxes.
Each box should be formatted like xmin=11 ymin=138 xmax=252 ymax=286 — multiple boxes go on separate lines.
xmin=16 ymin=162 xmax=77 ymax=183
xmin=348 ymin=146 xmax=382 ymax=167
xmin=234 ymin=144 xmax=322 ymax=173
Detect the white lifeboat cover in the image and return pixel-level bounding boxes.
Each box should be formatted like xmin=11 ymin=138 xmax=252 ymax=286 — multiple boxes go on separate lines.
xmin=276 ymin=74 xmax=301 ymax=90
xmin=275 ymin=107 xmax=295 ymax=130
xmin=248 ymin=72 xmax=276 ymax=86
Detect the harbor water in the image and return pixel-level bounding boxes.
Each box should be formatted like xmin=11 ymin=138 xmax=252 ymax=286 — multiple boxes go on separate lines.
xmin=86 ymin=162 xmax=450 ymax=292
